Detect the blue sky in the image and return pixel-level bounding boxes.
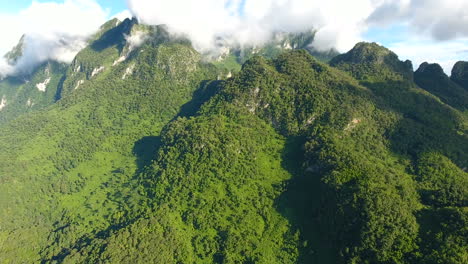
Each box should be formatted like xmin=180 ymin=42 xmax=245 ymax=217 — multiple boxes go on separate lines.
xmin=0 ymin=0 xmax=127 ymax=15
xmin=0 ymin=0 xmax=467 ymax=74
xmin=0 ymin=0 xmax=126 ymax=13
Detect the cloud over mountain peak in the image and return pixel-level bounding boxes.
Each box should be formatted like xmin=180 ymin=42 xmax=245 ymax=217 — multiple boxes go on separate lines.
xmin=0 ymin=0 xmax=108 ymax=77
xmin=127 ymin=0 xmax=375 ymax=53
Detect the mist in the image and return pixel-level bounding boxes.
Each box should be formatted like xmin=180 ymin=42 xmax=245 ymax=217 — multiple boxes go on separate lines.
xmin=1 ymin=0 xmax=467 ymax=78
xmin=127 ymin=0 xmax=468 ymax=70
xmin=127 ymin=0 xmax=377 ymax=54
xmin=0 ymin=0 xmax=108 ymax=78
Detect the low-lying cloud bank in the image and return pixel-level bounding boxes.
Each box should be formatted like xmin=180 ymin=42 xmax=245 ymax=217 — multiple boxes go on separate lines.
xmin=127 ymin=0 xmax=375 ymax=53
xmin=1 ymin=0 xmax=467 ymax=78
xmin=127 ymin=0 xmax=468 ymax=72
xmin=0 ymin=0 xmax=108 ymax=78
xmin=128 ymin=0 xmax=468 ymax=50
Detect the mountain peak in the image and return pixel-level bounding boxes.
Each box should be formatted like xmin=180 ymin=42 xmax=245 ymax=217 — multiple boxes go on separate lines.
xmin=416 ymin=62 xmax=446 ymax=77
xmin=414 ymin=61 xmax=468 ymax=110
xmin=331 ymin=42 xmax=412 ymax=67
xmin=330 ymin=42 xmax=413 ymax=81
xmin=333 ymin=42 xmax=393 ymax=64
xmin=4 ymin=35 xmax=25 ymax=65
xmin=451 ymin=61 xmax=468 ymax=90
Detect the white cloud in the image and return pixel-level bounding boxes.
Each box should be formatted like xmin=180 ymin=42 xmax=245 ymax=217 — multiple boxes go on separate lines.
xmin=127 ymin=0 xmax=468 ymax=71
xmin=112 ymin=9 xmax=132 ymax=21
xmin=368 ymin=0 xmax=468 ymax=41
xmin=125 ymin=30 xmax=149 ymax=53
xmin=0 ymin=0 xmax=109 ymax=77
xmin=127 ymin=0 xmax=377 ymax=53
xmin=1 ymin=0 xmax=467 ymax=79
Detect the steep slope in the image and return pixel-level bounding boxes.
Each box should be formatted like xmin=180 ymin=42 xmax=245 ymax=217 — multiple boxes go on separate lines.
xmin=213 ymin=30 xmax=339 ymax=74
xmin=451 ymin=61 xmax=468 ymax=90
xmin=331 ymin=42 xmax=467 ymax=264
xmin=0 ymin=18 xmax=221 ymax=263
xmin=58 ymin=50 xmax=384 ymax=263
xmin=331 ymin=42 xmax=467 ymax=161
xmin=414 ymin=62 xmax=468 ymax=111
xmin=0 ymin=33 xmax=69 ymax=126
xmin=56 ymin=49 xmax=465 ymax=264
xmin=0 ymin=18 xmax=466 ymax=264
xmin=0 ymin=61 xmax=67 ymax=125
xmin=0 ymin=18 xmax=131 ymax=126
xmin=330 ymin=42 xmax=414 ymax=82
xmin=3 ymin=35 xmax=25 ymax=65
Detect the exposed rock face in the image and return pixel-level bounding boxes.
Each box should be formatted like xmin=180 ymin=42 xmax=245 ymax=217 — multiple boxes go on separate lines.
xmin=91 ymin=66 xmax=105 ymax=77
xmin=74 ymin=80 xmax=84 ymax=90
xmin=451 ymin=61 xmax=468 ymax=90
xmin=122 ymin=64 xmax=135 ymax=80
xmin=36 ymin=78 xmax=51 ymax=92
xmin=0 ymin=95 xmax=6 ymax=110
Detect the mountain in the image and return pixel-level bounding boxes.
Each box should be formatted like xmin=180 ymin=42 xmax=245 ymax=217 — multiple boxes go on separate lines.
xmin=414 ymin=62 xmax=468 ymax=111
xmin=3 ymin=35 xmax=25 ymax=65
xmin=0 ymin=19 xmax=336 ymax=128
xmin=0 ymin=17 xmax=225 ymax=262
xmin=59 ymin=44 xmax=467 ymax=264
xmin=0 ymin=19 xmax=467 ymax=264
xmin=0 ymin=61 xmax=67 ymax=125
xmin=451 ymin=61 xmax=468 ymax=90
xmin=212 ymin=30 xmax=339 ymax=74
xmin=0 ymin=18 xmax=137 ymax=125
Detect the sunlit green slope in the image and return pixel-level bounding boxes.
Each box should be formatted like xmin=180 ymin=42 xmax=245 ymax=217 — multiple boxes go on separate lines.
xmin=0 ymin=18 xmax=221 ymax=263
xmin=0 ymin=22 xmax=466 ymax=264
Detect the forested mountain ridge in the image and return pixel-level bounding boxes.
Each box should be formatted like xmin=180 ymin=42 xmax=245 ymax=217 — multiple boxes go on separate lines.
xmin=0 ymin=18 xmax=334 ymax=128
xmin=0 ymin=61 xmax=67 ymax=125
xmin=0 ymin=18 xmax=133 ymax=125
xmin=0 ymin=17 xmax=223 ymax=262
xmin=414 ymin=62 xmax=468 ymax=111
xmin=451 ymin=61 xmax=468 ymax=90
xmin=0 ymin=18 xmax=466 ymax=264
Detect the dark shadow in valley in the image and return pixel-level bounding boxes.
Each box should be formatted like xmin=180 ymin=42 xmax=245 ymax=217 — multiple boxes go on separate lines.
xmin=177 ymin=79 xmax=223 ymax=118
xmin=54 ymin=74 xmax=67 ymax=101
xmin=413 ymin=206 xmax=465 ymax=262
xmin=132 ymin=136 xmax=162 ymax=173
xmin=132 ymin=78 xmax=224 ymax=175
xmin=275 ymin=136 xmax=336 ymax=264
xmin=43 ymin=78 xmax=230 ymax=263
xmin=131 ymin=79 xmax=223 ymax=177
xmin=90 ymin=18 xmax=136 ymax=53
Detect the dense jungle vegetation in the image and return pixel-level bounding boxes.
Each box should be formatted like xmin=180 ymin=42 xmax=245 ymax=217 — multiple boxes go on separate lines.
xmin=0 ymin=19 xmax=466 ymax=264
